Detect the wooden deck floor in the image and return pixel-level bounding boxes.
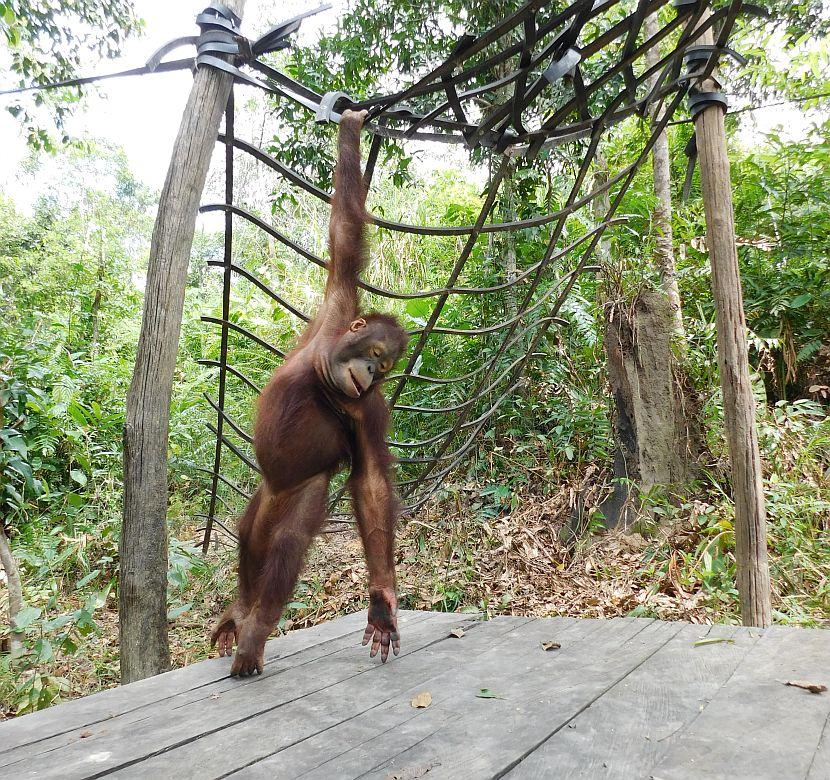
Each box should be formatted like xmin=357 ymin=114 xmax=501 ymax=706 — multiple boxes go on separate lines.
xmin=1 ymin=610 xmax=828 ymax=779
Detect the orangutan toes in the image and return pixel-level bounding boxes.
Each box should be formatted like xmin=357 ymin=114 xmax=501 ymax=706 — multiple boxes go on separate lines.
xmin=230 ymin=646 xmax=264 ymax=677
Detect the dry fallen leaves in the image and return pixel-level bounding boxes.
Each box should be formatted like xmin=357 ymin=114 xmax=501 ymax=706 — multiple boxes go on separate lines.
xmin=449 ymin=627 xmax=465 ymax=638
xmin=783 ymin=680 xmax=827 ymax=694
xmin=541 ymin=641 xmax=561 ymax=651
xmin=298 ymin=481 xmax=732 ymax=647
xmin=410 ymin=691 xmax=432 ymax=708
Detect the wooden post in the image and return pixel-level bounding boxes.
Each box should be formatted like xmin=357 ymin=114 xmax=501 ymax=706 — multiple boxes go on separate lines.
xmin=693 ymin=13 xmax=771 ymax=627
xmin=120 ymin=0 xmax=246 ymax=683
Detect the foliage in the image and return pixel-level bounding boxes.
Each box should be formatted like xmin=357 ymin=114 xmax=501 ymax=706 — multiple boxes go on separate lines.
xmin=4 ymin=579 xmax=112 ymax=713
xmin=734 ymin=127 xmax=830 ymax=397
xmin=1 ymin=327 xmax=87 ymax=527
xmin=1 ymin=12 xmax=830 ymax=715
xmin=266 ymin=0 xmax=527 ymax=188
xmin=730 ymin=0 xmax=830 ymax=104
xmin=672 ymin=122 xmax=830 ymax=399
xmin=0 ymin=142 xmax=214 ymax=713
xmin=1 ymin=0 xmax=142 ymax=149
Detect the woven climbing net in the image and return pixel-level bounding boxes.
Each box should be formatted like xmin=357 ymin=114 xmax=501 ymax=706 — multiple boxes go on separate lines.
xmin=173 ymin=0 xmax=756 ymax=546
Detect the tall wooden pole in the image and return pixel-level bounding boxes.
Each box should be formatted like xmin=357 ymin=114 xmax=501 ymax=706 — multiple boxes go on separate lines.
xmin=120 ymin=0 xmax=246 ymax=683
xmin=693 ymin=13 xmax=771 ymax=627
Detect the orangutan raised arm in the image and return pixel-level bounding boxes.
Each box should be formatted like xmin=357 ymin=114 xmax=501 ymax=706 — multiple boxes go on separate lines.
xmin=302 ymin=109 xmax=370 ymax=345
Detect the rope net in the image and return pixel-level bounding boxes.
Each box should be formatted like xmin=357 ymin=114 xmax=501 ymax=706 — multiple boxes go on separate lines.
xmin=199 ymin=0 xmax=751 ymax=546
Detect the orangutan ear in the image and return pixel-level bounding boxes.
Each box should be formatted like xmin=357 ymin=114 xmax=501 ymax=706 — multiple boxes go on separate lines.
xmin=349 ymin=318 xmax=367 ymax=332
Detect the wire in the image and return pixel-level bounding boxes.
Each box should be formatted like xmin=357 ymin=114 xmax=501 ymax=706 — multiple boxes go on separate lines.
xmin=667 ymin=90 xmax=830 ymax=125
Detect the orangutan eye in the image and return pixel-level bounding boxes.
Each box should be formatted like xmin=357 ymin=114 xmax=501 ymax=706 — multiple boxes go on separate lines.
xmin=370 ymin=347 xmax=382 ymax=359
xmin=379 ymin=360 xmax=392 ymax=373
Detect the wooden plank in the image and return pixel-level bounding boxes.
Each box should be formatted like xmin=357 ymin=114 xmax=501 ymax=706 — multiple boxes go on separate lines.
xmin=0 ymin=610 xmax=372 ymax=757
xmin=110 ymin=615 xmax=538 ymax=778
xmin=651 ymin=625 xmax=830 ymax=779
xmin=506 ymin=622 xmax=758 ymax=778
xmin=362 ymin=618 xmax=678 ymax=779
xmin=0 ymin=611 xmax=444 ymax=768
xmin=4 ymin=614 xmax=826 ymax=780
xmin=242 ymin=616 xmax=594 ymax=779
xmin=339 ymin=618 xmax=682 ymax=780
xmin=807 ymin=707 xmax=830 ymax=780
xmin=0 ymin=611 xmax=464 ymax=778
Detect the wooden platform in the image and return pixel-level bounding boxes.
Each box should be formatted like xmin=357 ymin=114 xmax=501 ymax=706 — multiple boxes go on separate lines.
xmin=1 ymin=610 xmax=828 ymax=778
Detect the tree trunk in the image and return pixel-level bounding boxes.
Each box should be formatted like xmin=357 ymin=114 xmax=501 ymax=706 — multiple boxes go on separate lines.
xmin=592 ymin=154 xmax=612 ymax=267
xmin=595 ymin=156 xmax=699 ymax=530
xmin=91 ymin=228 xmax=105 ymax=357
xmin=120 ymin=0 xmax=246 ymax=683
xmin=502 ymin=159 xmax=518 ymax=317
xmin=604 ymin=291 xmax=699 ymax=492
xmin=693 ymin=15 xmax=771 ymax=627
xmin=0 ymin=524 xmax=24 ymax=658
xmin=645 ymin=13 xmax=685 ymax=341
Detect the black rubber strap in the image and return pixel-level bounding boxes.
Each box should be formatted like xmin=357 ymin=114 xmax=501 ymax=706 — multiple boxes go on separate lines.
xmin=363 ymin=133 xmax=383 ymax=190
xmin=688 ymin=89 xmax=727 ymax=117
xmin=684 ymin=44 xmax=748 ymax=69
xmin=251 ymin=4 xmax=331 ymax=57
xmin=511 ymin=13 xmax=538 ymax=133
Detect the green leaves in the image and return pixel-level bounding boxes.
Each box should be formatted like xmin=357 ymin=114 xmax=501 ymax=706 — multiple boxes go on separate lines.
xmin=167 ymin=603 xmax=193 ymax=621
xmin=13 ymin=606 xmax=42 ymax=630
xmin=789 ymin=293 xmax=812 ymax=309
xmin=476 ymin=688 xmax=505 ymax=699
xmin=3 ymin=0 xmax=142 ymax=147
xmin=76 ymin=569 xmax=100 ymax=588
xmin=42 ymin=614 xmax=75 ymax=632
xmin=728 ymin=125 xmax=830 ymax=398
xmin=405 ymin=297 xmax=432 ymax=324
xmin=693 ymin=637 xmax=736 ymax=647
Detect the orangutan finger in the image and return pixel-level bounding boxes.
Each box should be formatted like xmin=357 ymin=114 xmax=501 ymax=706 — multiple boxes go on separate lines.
xmin=362 ymin=624 xmax=374 ymax=646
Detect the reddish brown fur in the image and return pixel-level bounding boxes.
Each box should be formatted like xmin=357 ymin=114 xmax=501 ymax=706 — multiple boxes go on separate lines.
xmin=211 ymin=111 xmax=407 ymax=676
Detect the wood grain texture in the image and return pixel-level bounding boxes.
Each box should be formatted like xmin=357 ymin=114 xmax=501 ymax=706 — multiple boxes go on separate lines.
xmin=0 ymin=610 xmax=370 ymax=760
xmin=507 ymin=623 xmax=757 ymax=778
xmin=692 ymin=15 xmax=771 ymax=628
xmin=119 ymin=0 xmax=247 ymax=683
xmin=0 ymin=611 xmax=446 ymax=778
xmin=651 ymin=626 xmax=830 ymax=779
xmin=363 ymin=618 xmax=680 ymax=780
xmin=2 ymin=612 xmax=827 ymax=780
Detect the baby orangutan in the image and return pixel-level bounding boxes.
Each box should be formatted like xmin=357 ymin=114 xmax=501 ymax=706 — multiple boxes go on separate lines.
xmin=211 ymin=110 xmax=408 ymax=676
